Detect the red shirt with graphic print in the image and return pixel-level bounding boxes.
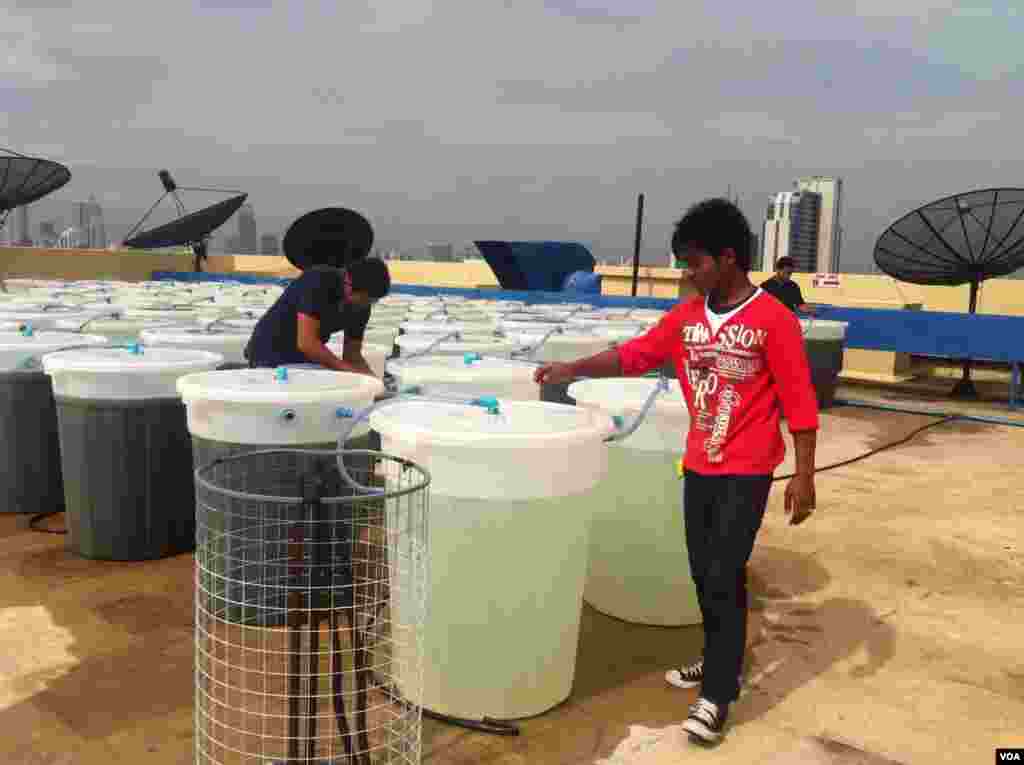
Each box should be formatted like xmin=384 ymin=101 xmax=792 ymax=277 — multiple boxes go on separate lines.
xmin=617 ymin=291 xmax=819 ymax=476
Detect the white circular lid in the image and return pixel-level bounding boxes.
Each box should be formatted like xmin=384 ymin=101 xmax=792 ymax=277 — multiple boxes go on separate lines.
xmin=54 ymin=316 xmax=180 ymax=332
xmin=0 ymin=331 xmax=109 ymax=352
xmin=140 ymin=325 xmax=252 ymax=341
xmin=42 ymin=346 xmax=224 ymax=375
xmin=370 ymin=398 xmax=612 ymax=448
xmin=386 ymin=355 xmax=537 ymax=383
xmin=396 ymin=335 xmax=515 ymax=354
xmin=569 ymin=377 xmax=688 ymax=415
xmin=177 ymin=367 xmax=384 ymax=403
xmin=0 ymin=304 xmax=84 ymax=317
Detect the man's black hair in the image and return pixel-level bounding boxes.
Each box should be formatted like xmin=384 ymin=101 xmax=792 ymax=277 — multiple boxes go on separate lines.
xmin=775 ymin=256 xmax=795 ymax=270
xmin=670 ymin=197 xmax=754 ymax=272
xmin=347 ymin=257 xmax=391 ymax=299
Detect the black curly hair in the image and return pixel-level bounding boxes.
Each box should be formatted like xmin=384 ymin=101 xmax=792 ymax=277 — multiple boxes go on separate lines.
xmin=670 ymin=197 xmax=755 ymax=272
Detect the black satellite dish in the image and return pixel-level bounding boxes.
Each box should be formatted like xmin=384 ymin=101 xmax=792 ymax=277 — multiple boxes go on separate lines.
xmin=0 ymin=147 xmax=72 ymax=230
xmin=873 ymin=187 xmax=1024 ymax=399
xmin=121 ymin=169 xmax=247 ymax=272
xmin=282 ymin=208 xmax=374 ymax=271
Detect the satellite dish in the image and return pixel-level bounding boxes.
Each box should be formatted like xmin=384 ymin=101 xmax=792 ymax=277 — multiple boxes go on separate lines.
xmin=873 ymin=187 xmax=1024 ymax=399
xmin=0 ymin=147 xmax=72 ymax=229
xmin=282 ymin=208 xmax=374 ymax=271
xmin=121 ymin=169 xmax=247 ymax=272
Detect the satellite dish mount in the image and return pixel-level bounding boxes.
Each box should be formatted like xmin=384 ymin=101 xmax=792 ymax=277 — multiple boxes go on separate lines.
xmin=122 ymin=169 xmax=247 ymax=272
xmin=873 ymin=188 xmax=1024 ymax=399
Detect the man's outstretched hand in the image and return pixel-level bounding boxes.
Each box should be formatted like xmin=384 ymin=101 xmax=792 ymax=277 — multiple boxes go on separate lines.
xmin=784 ymin=473 xmax=816 ymax=525
xmin=534 ymin=362 xmax=576 ymax=385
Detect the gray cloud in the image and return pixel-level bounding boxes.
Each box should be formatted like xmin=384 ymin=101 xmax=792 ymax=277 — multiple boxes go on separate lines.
xmin=2 ymin=2 xmax=1022 ymax=271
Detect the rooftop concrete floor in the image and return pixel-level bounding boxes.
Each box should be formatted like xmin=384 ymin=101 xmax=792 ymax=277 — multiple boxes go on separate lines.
xmin=0 ymin=381 xmax=1022 ymax=765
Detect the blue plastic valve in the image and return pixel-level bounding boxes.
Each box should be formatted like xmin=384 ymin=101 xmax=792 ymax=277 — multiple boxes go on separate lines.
xmin=127 ymin=342 xmax=142 ymax=354
xmin=471 ymin=395 xmax=500 ymax=415
xmin=464 ymin=352 xmax=482 ymax=364
xmin=612 ymin=415 xmax=625 ymax=429
xmin=336 ymin=406 xmax=355 ymax=418
xmin=19 ymin=325 xmax=32 ymax=337
xmin=275 ymin=366 xmax=288 ymax=382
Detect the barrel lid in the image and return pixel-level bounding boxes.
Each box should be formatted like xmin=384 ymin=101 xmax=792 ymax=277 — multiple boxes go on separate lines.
xmin=177 ymin=367 xmax=384 ymax=404
xmin=568 ymin=377 xmax=688 ymax=416
xmin=54 ymin=316 xmax=180 ymax=332
xmin=0 ymin=330 xmax=108 ymax=352
xmin=386 ymin=355 xmax=536 ymax=384
xmin=395 ymin=335 xmax=517 ymax=354
xmin=140 ymin=325 xmax=252 ymax=341
xmin=369 ymin=398 xmax=613 ymax=448
xmin=42 ymin=346 xmax=224 ymax=375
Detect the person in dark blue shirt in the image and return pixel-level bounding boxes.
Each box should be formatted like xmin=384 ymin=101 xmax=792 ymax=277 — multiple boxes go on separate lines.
xmin=760 ymin=256 xmax=816 ymax=314
xmin=246 ymin=258 xmax=391 ymax=375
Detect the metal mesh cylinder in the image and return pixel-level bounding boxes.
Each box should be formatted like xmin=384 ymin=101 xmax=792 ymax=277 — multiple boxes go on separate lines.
xmin=194 ymin=448 xmax=429 ymax=765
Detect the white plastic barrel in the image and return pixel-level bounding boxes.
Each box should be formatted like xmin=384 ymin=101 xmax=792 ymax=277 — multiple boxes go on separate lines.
xmin=0 ymin=305 xmax=98 ymax=331
xmin=800 ymin=318 xmax=849 ymax=340
xmin=395 ymin=335 xmax=519 ymax=359
xmin=567 ymin=377 xmax=699 ymax=626
xmin=0 ymin=331 xmax=108 ymax=369
xmin=140 ymin=326 xmax=253 ymax=366
xmin=43 ymin=347 xmax=224 ymax=399
xmin=370 ymin=398 xmax=612 ymax=719
xmin=385 ymin=355 xmax=540 ymax=400
xmin=177 ymin=367 xmax=385 ymax=444
xmin=509 ymin=330 xmax=610 ymax=364
xmin=54 ymin=315 xmax=181 ymax=343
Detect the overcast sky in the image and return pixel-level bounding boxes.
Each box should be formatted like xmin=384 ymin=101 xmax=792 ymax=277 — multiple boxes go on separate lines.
xmin=3 ymin=1 xmax=1024 ymax=269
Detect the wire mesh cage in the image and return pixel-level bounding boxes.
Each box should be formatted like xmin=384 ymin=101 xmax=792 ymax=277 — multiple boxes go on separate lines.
xmin=194 ymin=448 xmax=430 ymax=765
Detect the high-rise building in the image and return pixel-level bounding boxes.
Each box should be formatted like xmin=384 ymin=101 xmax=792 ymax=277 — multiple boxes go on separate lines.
xmin=426 ymin=242 xmax=458 ymax=262
xmin=73 ymin=201 xmax=92 ymax=247
xmin=87 ymin=195 xmax=106 ymax=249
xmin=39 ymin=220 xmax=59 ymax=246
xmin=15 ymin=205 xmax=32 ymax=245
xmin=795 ymin=176 xmax=842 ymax=272
xmin=237 ymin=203 xmax=258 ymax=254
xmin=761 ymin=190 xmax=821 ymax=273
xmin=260 ymin=233 xmax=279 ymax=255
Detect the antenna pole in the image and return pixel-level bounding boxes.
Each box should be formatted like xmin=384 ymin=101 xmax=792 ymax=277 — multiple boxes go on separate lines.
xmin=631 ymin=193 xmax=645 ymax=298
xmin=121 ymin=192 xmax=170 ymax=244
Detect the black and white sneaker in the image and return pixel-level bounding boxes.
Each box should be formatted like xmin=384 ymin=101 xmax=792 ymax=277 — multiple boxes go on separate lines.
xmin=683 ymin=697 xmax=728 ymax=743
xmin=665 ymin=659 xmax=704 ymax=688
xmin=665 ymin=659 xmax=742 ymax=690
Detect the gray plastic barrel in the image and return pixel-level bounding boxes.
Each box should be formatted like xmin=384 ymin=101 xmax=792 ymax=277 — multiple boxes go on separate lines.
xmin=177 ymin=367 xmax=386 ymax=627
xmin=0 ymin=331 xmax=109 ymax=514
xmin=42 ymin=347 xmax=224 ymax=560
xmin=801 ymin=320 xmax=849 ymax=410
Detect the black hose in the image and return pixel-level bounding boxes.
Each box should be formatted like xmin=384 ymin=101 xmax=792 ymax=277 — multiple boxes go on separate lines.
xmin=772 ymin=413 xmax=960 ymax=482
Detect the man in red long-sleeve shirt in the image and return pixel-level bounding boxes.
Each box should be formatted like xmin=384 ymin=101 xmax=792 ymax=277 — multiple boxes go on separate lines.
xmin=535 ymin=198 xmax=819 ymax=745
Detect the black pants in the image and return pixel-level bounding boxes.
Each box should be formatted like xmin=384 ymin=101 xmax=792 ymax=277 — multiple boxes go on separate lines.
xmin=683 ymin=469 xmax=773 ymax=705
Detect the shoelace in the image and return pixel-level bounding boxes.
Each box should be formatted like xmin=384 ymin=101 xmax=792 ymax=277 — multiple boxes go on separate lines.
xmin=690 ymin=698 xmax=719 ymax=725
xmin=682 ymin=659 xmax=703 ymax=676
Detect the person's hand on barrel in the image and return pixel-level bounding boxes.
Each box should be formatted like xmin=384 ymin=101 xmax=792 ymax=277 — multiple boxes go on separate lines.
xmin=534 ymin=362 xmax=576 ymax=386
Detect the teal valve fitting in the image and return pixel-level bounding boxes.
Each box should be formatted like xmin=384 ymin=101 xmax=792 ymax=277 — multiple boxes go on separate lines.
xmin=471 ymin=395 xmax=500 ymax=414
xmin=612 ymin=415 xmax=625 ymax=429
xmin=127 ymin=342 xmax=142 ymax=354
xmin=19 ymin=324 xmax=33 ymax=337
xmin=275 ymin=366 xmax=288 ymax=382
xmin=464 ymin=352 xmax=482 ymax=364
xmin=280 ymin=408 xmax=296 ymax=421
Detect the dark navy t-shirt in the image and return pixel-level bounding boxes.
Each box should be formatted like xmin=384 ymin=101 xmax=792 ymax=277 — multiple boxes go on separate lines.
xmin=759 ymin=276 xmax=805 ymax=312
xmin=246 ymin=267 xmax=371 ymax=367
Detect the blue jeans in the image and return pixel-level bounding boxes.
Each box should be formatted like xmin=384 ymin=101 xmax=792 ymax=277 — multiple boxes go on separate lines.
xmin=682 ymin=469 xmax=772 ymax=705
